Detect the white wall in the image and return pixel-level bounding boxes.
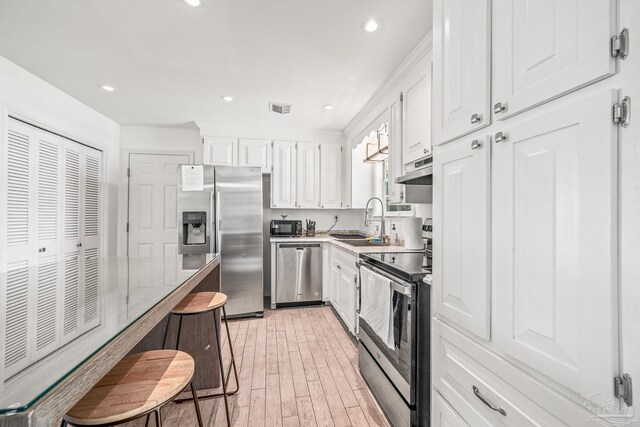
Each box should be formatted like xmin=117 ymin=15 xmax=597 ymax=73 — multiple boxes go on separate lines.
xmin=0 ymin=55 xmax=121 ymax=256
xmin=118 ymin=125 xmax=201 ymax=255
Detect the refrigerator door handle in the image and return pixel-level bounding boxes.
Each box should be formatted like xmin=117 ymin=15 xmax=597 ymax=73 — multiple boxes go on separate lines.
xmin=215 ymin=191 xmax=221 ymax=253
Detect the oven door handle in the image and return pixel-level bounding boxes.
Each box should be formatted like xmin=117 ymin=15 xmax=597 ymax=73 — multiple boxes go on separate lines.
xmin=358 ymin=261 xmax=414 ymax=296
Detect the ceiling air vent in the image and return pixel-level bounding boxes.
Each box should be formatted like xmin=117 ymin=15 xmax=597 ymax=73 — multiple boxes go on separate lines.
xmin=269 ymin=102 xmax=291 ymax=114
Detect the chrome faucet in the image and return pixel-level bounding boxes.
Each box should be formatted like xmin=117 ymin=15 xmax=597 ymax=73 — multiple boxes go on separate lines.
xmin=364 ymin=197 xmax=386 ymax=240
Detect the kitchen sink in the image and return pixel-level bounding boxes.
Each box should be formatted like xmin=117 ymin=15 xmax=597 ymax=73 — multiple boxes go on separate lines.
xmin=339 ymin=239 xmax=390 ymax=247
xmin=329 ymin=233 xmax=369 ymax=240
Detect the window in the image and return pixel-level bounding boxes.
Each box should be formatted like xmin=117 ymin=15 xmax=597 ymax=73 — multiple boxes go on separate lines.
xmin=383 ymin=159 xmax=413 ymax=215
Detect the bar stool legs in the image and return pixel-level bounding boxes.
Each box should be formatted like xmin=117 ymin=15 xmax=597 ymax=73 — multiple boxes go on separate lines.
xmin=213 ymin=308 xmax=231 ymax=427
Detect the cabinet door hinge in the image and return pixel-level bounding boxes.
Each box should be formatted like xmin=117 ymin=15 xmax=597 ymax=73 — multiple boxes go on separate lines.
xmin=615 ymin=374 xmax=633 ymax=407
xmin=127 ymin=168 xmax=131 ymax=178
xmin=400 ymin=93 xmax=404 ymax=102
xmin=611 ymin=28 xmax=629 ymax=59
xmin=126 ymin=222 xmax=129 ymax=232
xmin=613 ymin=96 xmax=631 ymax=128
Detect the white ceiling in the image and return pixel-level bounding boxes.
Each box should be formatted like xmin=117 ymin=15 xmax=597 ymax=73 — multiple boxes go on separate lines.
xmin=0 ymin=1 xmax=432 ymax=131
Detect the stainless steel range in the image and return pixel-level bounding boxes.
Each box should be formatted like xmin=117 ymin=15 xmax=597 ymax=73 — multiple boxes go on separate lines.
xmin=356 ymin=225 xmax=432 ymax=426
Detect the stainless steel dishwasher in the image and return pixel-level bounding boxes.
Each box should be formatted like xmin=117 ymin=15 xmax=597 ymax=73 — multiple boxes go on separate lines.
xmin=276 ymin=243 xmax=323 ymax=305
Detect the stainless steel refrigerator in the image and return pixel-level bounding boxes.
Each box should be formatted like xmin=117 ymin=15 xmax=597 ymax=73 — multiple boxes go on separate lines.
xmin=177 ymin=165 xmax=263 ymax=317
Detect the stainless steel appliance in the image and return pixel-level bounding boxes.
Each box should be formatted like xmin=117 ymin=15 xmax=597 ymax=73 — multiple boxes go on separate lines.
xmin=357 ymin=248 xmax=431 ymax=426
xmin=178 ymin=165 xmax=263 ymax=317
xmin=276 ymin=243 xmax=322 ymax=305
xmin=270 ymin=219 xmax=303 ymax=237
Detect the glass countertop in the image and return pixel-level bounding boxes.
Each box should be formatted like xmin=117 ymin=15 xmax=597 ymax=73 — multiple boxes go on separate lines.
xmin=0 ymin=253 xmax=219 ymax=414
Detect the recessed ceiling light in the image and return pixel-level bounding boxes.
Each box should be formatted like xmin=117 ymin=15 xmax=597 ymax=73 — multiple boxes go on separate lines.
xmin=100 ymin=85 xmax=115 ymax=92
xmin=362 ymin=19 xmax=379 ymax=32
xmin=221 ymin=95 xmax=234 ymax=102
xmin=183 ymin=0 xmax=204 ymax=7
xmin=323 ymin=105 xmax=334 ymax=111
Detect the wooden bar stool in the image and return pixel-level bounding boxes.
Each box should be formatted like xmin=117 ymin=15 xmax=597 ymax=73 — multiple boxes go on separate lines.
xmin=162 ymin=291 xmax=239 ymax=427
xmin=61 ymin=350 xmax=203 ymax=427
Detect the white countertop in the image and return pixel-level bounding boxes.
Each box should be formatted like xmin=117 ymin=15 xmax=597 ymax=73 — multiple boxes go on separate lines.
xmin=270 ymin=235 xmax=422 ymax=254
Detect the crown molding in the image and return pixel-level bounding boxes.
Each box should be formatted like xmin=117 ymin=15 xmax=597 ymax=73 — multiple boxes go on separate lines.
xmin=194 ymin=120 xmax=345 ymax=143
xmin=343 ymin=31 xmax=433 ymax=138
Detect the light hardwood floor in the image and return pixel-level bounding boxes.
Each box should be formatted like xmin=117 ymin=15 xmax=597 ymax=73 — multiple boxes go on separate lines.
xmin=125 ymin=305 xmax=390 ymax=427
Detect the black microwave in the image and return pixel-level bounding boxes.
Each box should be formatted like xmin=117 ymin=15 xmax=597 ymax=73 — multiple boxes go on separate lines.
xmin=270 ymin=220 xmax=302 ymax=237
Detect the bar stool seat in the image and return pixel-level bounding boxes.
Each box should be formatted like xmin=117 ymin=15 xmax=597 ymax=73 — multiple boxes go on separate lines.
xmin=63 ymin=350 xmax=202 ymax=427
xmin=171 ymin=291 xmax=227 ymax=315
xmin=163 ymin=291 xmax=239 ymax=427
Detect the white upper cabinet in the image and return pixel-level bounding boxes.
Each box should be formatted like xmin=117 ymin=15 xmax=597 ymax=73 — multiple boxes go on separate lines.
xmin=271 ymin=140 xmax=297 ymax=209
xmin=492 ymin=90 xmax=619 ymax=403
xmin=203 ymin=136 xmax=237 ymax=166
xmin=387 ymin=100 xmax=404 ymax=204
xmin=238 ymin=138 xmax=271 ymax=172
xmin=296 ymin=142 xmax=321 ymax=208
xmin=492 ymin=0 xmax=616 ymax=121
xmin=433 ymin=0 xmax=491 ymax=145
xmin=319 ymin=144 xmax=343 ymax=209
xmin=433 ymin=135 xmax=491 ymax=340
xmin=401 ymin=53 xmax=432 ymax=165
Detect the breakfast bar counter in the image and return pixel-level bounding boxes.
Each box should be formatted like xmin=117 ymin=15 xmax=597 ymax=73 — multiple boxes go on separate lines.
xmin=0 ymin=253 xmax=221 ymax=427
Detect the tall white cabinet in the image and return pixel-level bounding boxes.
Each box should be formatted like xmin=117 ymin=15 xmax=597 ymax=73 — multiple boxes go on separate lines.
xmin=432 ymin=1 xmax=636 ymax=424
xmin=1 ymin=118 xmax=102 ymax=379
xmin=432 ymin=0 xmax=491 ymax=145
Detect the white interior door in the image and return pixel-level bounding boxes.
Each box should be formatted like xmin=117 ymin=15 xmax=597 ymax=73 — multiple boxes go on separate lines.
xmin=128 ymin=153 xmax=189 ymax=257
xmin=433 ymin=135 xmax=491 ymax=340
xmin=492 ymin=0 xmax=616 ymax=120
xmin=492 ymin=90 xmax=619 ymax=403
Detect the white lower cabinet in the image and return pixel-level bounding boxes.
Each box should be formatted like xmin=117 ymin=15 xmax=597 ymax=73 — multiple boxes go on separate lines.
xmin=329 ymin=246 xmax=358 ymax=335
xmin=433 ymin=319 xmax=578 ymax=426
xmin=432 ymin=393 xmax=470 ymax=427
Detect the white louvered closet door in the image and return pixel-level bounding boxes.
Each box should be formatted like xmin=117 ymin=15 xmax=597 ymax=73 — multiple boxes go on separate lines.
xmin=61 ymin=140 xmax=102 ymax=342
xmin=32 ymin=129 xmax=64 ymax=360
xmin=80 ymin=147 xmax=101 ymax=331
xmin=61 ymin=139 xmax=83 ymax=343
xmin=2 ymin=119 xmax=36 ymax=378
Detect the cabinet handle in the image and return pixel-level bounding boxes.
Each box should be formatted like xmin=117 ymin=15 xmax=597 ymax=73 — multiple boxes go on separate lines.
xmin=471 ymin=140 xmax=482 ymax=150
xmin=423 ymin=148 xmax=427 ymax=154
xmin=494 ymin=102 xmax=507 ymax=114
xmin=337 ymin=265 xmax=342 ymax=269
xmin=38 ymin=247 xmax=46 ymax=253
xmin=77 ymin=242 xmax=83 ymax=248
xmin=473 ymin=386 xmax=507 ymax=416
xmin=470 ymin=113 xmax=482 ymax=124
xmin=495 ymin=132 xmax=508 ymax=143
xmin=400 ymin=191 xmax=404 ymax=201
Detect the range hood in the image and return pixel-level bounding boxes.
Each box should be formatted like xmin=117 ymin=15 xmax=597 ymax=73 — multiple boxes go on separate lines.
xmin=395 ymin=157 xmax=433 ymax=185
